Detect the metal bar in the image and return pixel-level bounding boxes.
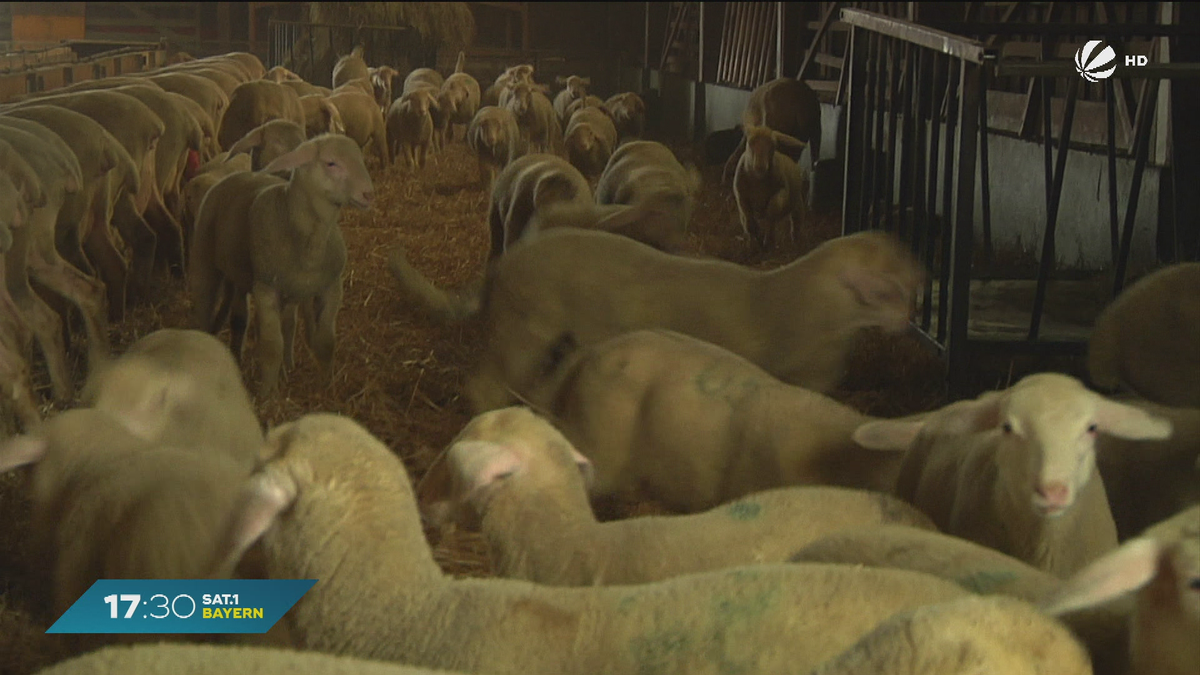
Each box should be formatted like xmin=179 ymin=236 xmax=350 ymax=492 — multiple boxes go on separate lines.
xmin=927 ymin=21 xmax=1200 ymax=37
xmin=946 ymin=59 xmax=981 ymax=396
xmin=996 ymin=62 xmax=1200 ymax=78
xmin=761 ymin=2 xmax=777 ymax=85
xmin=643 ymin=2 xmax=651 ymax=87
xmin=1114 ymin=78 xmax=1161 ymax=294
xmin=717 ymin=2 xmax=734 ymax=83
xmin=1106 ymin=77 xmax=1120 ymax=262
xmin=978 ymin=63 xmax=993 ymax=262
xmin=1029 ymin=75 xmax=1081 ymax=340
xmin=864 ymin=32 xmax=885 ymax=230
xmin=697 ymin=1 xmax=706 ymax=83
xmin=921 ymin=51 xmax=942 ymax=332
xmin=897 ymin=41 xmax=917 ymax=244
xmin=937 ymin=58 xmax=960 ymax=345
xmin=882 ymin=36 xmax=902 ymax=234
xmin=799 ymin=1 xmax=841 ymax=81
xmin=732 ymin=3 xmax=750 ymax=87
xmin=776 ymin=1 xmax=785 ymax=79
xmin=842 ymin=23 xmax=868 ymax=234
xmin=840 ymin=8 xmax=986 ymax=63
xmin=660 ymin=3 xmax=685 ymax=72
xmin=746 ymin=2 xmax=768 ymax=87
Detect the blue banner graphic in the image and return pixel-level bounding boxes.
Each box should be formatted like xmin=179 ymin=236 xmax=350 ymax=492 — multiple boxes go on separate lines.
xmin=46 ymin=579 xmax=317 ymax=634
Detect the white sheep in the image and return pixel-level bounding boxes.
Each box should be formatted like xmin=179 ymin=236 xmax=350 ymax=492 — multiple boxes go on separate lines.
xmin=420 ymin=406 xmax=935 ymax=586
xmin=518 ymin=329 xmax=916 ymax=512
xmin=854 ymin=372 xmax=1173 ymax=577
xmin=733 ymin=125 xmax=811 ymax=249
xmin=220 ymin=412 xmax=979 ymax=675
xmin=34 ymin=643 xmax=463 ymax=675
xmin=1088 ymin=262 xmax=1200 ymax=407
xmin=808 ymin=595 xmax=1092 ymax=675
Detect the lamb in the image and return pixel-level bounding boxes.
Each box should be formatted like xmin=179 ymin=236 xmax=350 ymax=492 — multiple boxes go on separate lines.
xmin=524 ymin=198 xmax=691 ymax=255
xmin=595 ymin=140 xmax=702 ymax=237
xmin=516 ymin=330 xmax=916 ymax=510
xmin=481 ymin=64 xmax=534 ymax=107
xmin=505 ymin=82 xmax=563 ymax=155
xmin=563 ymin=94 xmax=606 ymax=120
xmin=34 ymin=643 xmax=465 ymax=675
xmin=298 ymin=94 xmax=347 ymax=138
xmin=215 ymin=411 xmax=976 ymax=675
xmin=388 ymin=229 xmax=923 ymax=413
xmin=217 ymin=80 xmax=306 ymax=152
xmin=163 ymin=64 xmax=242 ymax=99
xmin=420 ymin=406 xmax=936 ymax=586
xmin=403 ymin=67 xmax=446 ymax=95
xmin=80 ymin=328 xmax=264 ymax=473
xmin=264 ymin=65 xmax=303 ymax=83
xmin=327 ymin=89 xmax=391 ymax=165
xmin=0 ymin=408 xmax=265 ymax=620
xmin=1087 ymin=262 xmax=1200 ymax=407
xmin=603 ymin=92 xmax=646 ymax=140
xmin=168 ymin=91 xmax=221 ymax=162
xmin=218 ymin=51 xmax=267 ymax=80
xmin=225 ymin=119 xmax=307 ymax=171
xmin=387 ymin=89 xmax=440 ymax=170
xmin=552 ymin=75 xmax=590 ymax=126
xmin=734 ymin=125 xmax=812 ymax=249
xmin=563 ymin=106 xmax=618 ymax=178
xmin=466 ymin=105 xmax=523 ymax=190
xmin=181 ymin=151 xmax=252 ymax=239
xmin=0 ymin=146 xmax=44 ymax=428
xmin=331 ymin=46 xmax=370 ymax=90
xmin=1094 ymin=398 xmax=1200 ymax=540
xmin=485 ymin=153 xmax=592 ymax=259
xmin=281 ymin=79 xmax=331 ymax=98
xmin=402 ymin=76 xmax=452 ymax=154
xmin=854 ymin=372 xmax=1172 ymax=577
xmin=189 ymin=134 xmax=373 ymax=398
xmin=1040 ymin=505 xmax=1200 ymax=675
xmin=441 ymin=54 xmax=481 ymax=143
xmin=143 ymin=72 xmax=230 ymax=140
xmin=722 ymin=77 xmax=822 ymax=185
xmin=369 ymin=65 xmax=401 ymax=112
xmin=808 ymin=595 xmax=1092 ymax=675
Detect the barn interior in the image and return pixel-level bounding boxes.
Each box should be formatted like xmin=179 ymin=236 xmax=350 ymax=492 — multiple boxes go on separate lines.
xmin=0 ymin=3 xmax=1197 ymax=674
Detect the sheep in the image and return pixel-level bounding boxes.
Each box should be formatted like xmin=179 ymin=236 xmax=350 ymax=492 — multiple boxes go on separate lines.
xmin=0 ymin=146 xmax=44 ymax=428
xmin=388 ymin=229 xmax=924 ymax=413
xmin=809 ymin=595 xmax=1093 ymax=675
xmin=181 ymin=151 xmax=252 ymax=240
xmin=603 ymin=92 xmax=646 ymax=141
xmin=387 ymin=90 xmax=440 ymax=170
xmin=34 ymin=643 xmax=464 ymax=675
xmin=331 ymin=45 xmax=370 ymax=90
xmin=1094 ymin=398 xmax=1200 ymax=540
xmin=1088 ymin=262 xmax=1200 ymax=407
xmin=217 ymin=80 xmax=306 ymax=152
xmin=189 ymin=134 xmax=373 ymax=398
xmin=420 ymin=406 xmax=936 ymax=586
xmin=511 ymin=329 xmax=917 ymax=510
xmin=2 ymin=105 xmax=137 ymax=319
xmin=225 ymin=119 xmax=307 ymax=172
xmin=854 ymin=372 xmax=1173 ymax=578
xmin=264 ymin=65 xmax=303 ymax=83
xmin=552 ymin=75 xmax=590 ymax=126
xmin=219 ymin=51 xmax=267 ymax=80
xmin=216 ymin=411 xmax=976 ymax=675
xmin=595 ymin=140 xmax=702 ymax=237
xmin=466 ymin=105 xmax=523 ymax=190
xmin=505 ymin=82 xmax=562 ymax=155
xmin=481 ymin=64 xmax=534 ymax=107
xmin=280 ymin=79 xmax=331 ymax=98
xmin=369 ymin=65 xmax=401 ymax=112
xmin=722 ymin=77 xmax=822 ymax=186
xmin=523 ymin=198 xmax=691 ymax=255
xmin=143 ymin=71 xmax=230 ymax=139
xmin=167 ymin=91 xmax=221 ymax=163
xmin=298 ymin=93 xmax=347 ymax=138
xmin=485 ymin=153 xmax=592 ymax=260
xmin=734 ymin=125 xmax=812 ymax=249
xmin=326 ymin=89 xmax=391 ymax=165
xmin=441 ymin=54 xmax=481 ymax=143
xmin=563 ymin=106 xmax=618 ymax=178
xmin=403 ymin=67 xmax=445 ymax=96
xmin=563 ymin=94 xmax=606 ymax=121
xmin=1040 ymin=505 xmax=1200 ymax=675
xmin=80 ymin=328 xmax=264 ymax=473
xmin=0 ymin=408 xmax=264 ymax=620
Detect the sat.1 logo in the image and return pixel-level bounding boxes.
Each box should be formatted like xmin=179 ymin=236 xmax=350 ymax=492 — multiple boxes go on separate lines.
xmin=1074 ymin=40 xmax=1149 ymax=82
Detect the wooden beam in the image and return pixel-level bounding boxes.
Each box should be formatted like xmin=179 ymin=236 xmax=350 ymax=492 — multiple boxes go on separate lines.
xmin=798 ymin=2 xmax=840 ymax=81
xmin=116 ymin=2 xmax=193 ymax=43
xmin=217 ymin=2 xmax=231 ymax=53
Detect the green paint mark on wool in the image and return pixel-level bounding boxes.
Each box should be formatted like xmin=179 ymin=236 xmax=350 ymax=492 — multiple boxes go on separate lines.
xmin=955 ymin=569 xmax=1021 ymax=595
xmin=726 ymin=501 xmax=762 ymax=521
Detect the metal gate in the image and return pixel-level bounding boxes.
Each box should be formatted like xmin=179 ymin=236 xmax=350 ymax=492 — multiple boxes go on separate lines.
xmin=268 ymin=20 xmax=432 ymax=87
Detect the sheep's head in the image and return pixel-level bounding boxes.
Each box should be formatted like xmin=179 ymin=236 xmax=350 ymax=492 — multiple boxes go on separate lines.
xmin=856 ymin=373 xmax=1174 ymax=518
xmin=556 ymin=74 xmax=590 ymax=101
xmin=817 ymin=230 xmax=924 ymax=333
xmin=742 ymin=125 xmax=807 ymax=179
xmin=417 ymin=406 xmax=594 ymax=531
xmin=505 ymin=83 xmax=533 ymax=118
xmin=263 ymin=133 xmax=374 ymax=211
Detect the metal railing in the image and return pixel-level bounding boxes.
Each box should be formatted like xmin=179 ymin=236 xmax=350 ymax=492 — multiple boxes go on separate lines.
xmin=839 ymin=8 xmax=1200 ymax=394
xmin=268 ymin=20 xmax=429 ymax=87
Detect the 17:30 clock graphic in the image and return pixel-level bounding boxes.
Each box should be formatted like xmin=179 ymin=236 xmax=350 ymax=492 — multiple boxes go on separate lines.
xmin=48 ymin=579 xmax=315 ymax=634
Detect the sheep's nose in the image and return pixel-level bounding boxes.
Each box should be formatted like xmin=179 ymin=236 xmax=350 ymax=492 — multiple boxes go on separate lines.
xmin=360 ymin=191 xmax=374 ymax=203
xmin=1036 ymin=481 xmax=1070 ymax=507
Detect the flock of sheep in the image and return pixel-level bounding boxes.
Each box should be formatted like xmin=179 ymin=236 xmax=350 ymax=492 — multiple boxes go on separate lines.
xmin=0 ymin=41 xmax=1195 ymax=675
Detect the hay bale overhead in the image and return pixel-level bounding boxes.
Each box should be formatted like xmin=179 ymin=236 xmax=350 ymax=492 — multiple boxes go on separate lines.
xmin=307 ymin=2 xmax=476 ymax=51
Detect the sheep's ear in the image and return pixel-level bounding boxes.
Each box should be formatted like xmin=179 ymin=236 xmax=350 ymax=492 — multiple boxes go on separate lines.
xmin=932 ymin=393 xmax=1007 ymax=436
xmin=0 ymin=434 xmax=48 ymax=473
xmin=415 ymin=444 xmax=456 ymax=524
xmin=580 ymin=77 xmax=591 ymax=86
xmin=260 ymin=141 xmax=318 ymax=174
xmin=853 ymin=420 xmax=923 ymax=451
xmin=570 ymin=447 xmax=594 ymax=490
xmin=838 ymin=267 xmax=909 ymax=310
xmin=227 ymin=126 xmax=266 ymax=157
xmin=770 ymin=130 xmax=808 ymax=155
xmin=210 ymin=466 xmax=298 ymax=577
xmin=1093 ymin=399 xmax=1173 ymax=441
xmin=452 ymin=440 xmax=523 ymax=505
xmin=1040 ymin=537 xmax=1163 ymax=616
xmin=555 ymin=76 xmax=568 ymax=85
xmin=532 ymin=174 xmax=580 ymax=212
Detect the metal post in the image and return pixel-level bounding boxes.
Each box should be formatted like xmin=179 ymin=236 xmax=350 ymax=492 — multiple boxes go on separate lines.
xmin=776 ymin=1 xmax=785 ymax=79
xmin=842 ymin=23 xmax=868 ymax=234
xmin=946 ymin=60 xmax=981 ymax=396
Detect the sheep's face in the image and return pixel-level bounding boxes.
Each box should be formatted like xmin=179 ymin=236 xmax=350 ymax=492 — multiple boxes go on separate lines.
xmin=997 ymin=374 xmax=1172 ymax=517
xmin=565 ymin=76 xmax=589 ymax=100
xmin=302 ymin=135 xmax=375 ymax=210
xmin=743 ymin=127 xmax=776 ymax=178
xmin=506 ymin=85 xmax=532 ymax=118
xmin=832 ymin=231 xmax=924 ymax=333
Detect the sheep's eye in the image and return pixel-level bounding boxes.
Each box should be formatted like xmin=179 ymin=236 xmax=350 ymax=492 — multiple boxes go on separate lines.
xmin=326 ymin=161 xmax=337 ymax=168
xmin=1086 ymin=423 xmax=1098 ymax=434
xmin=1189 ymin=578 xmax=1200 ymax=591
xmin=1001 ymin=422 xmax=1013 ymax=434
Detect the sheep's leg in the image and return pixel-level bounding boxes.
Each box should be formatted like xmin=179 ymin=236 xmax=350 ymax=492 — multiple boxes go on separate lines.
xmin=143 ymin=190 xmax=186 ymax=278
xmin=4 ymin=226 xmax=72 ymax=402
xmin=55 ymin=192 xmax=95 ymax=278
xmin=309 ymin=281 xmax=343 ymax=387
xmin=251 ymin=283 xmax=285 ymax=398
xmin=111 ymin=193 xmax=157 ymax=305
xmin=281 ymin=302 xmax=299 ymax=373
xmin=85 ymin=180 xmax=129 ymax=322
xmin=0 ymin=258 xmax=42 ymax=430
xmin=374 ymin=128 xmax=390 ymax=167
xmin=227 ymin=287 xmax=250 ymax=362
xmin=26 ymin=222 xmax=111 ymax=371
xmin=722 ymin=136 xmax=747 ymax=186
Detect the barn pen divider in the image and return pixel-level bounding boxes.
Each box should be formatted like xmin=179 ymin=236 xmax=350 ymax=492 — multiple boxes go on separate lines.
xmin=268 ymin=20 xmax=429 ymax=88
xmin=839 ymin=7 xmax=1200 ymax=396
